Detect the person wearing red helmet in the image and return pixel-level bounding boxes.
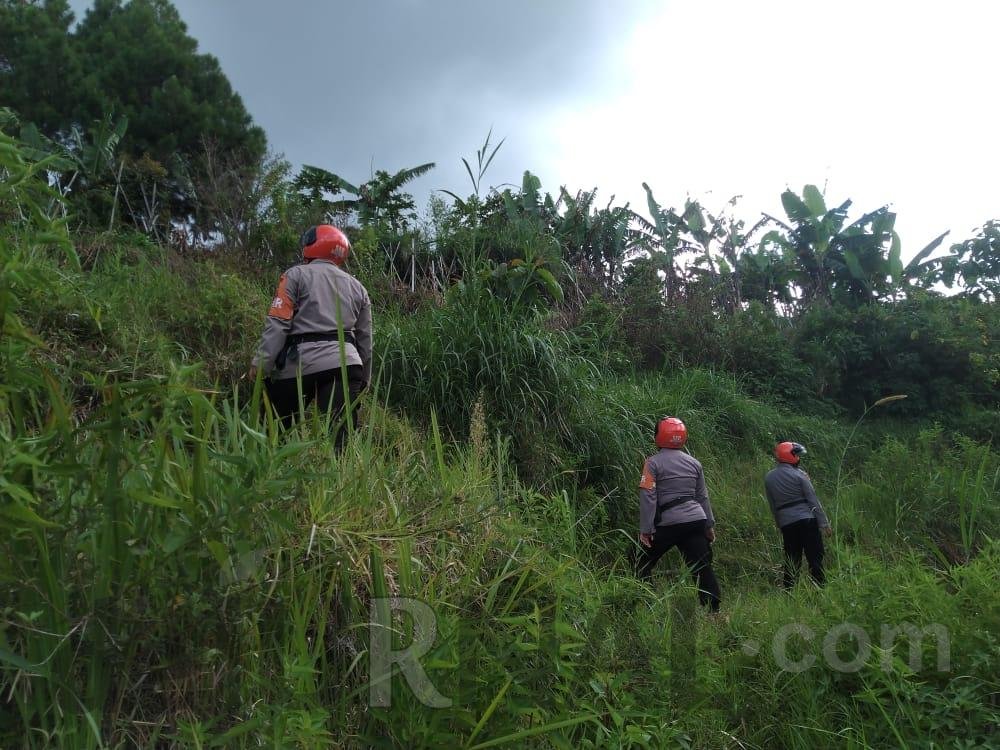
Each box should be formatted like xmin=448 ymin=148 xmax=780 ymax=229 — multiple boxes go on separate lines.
xmin=637 ymin=417 xmax=721 ymax=611
xmin=764 ymin=441 xmax=832 ymax=588
xmin=250 ymin=224 xmax=372 ymax=450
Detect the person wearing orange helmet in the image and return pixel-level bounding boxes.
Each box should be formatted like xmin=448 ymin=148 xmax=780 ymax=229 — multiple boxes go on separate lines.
xmin=637 ymin=417 xmax=721 ymax=611
xmin=250 ymin=224 xmax=373 ymax=450
xmin=764 ymin=441 xmax=832 ymax=588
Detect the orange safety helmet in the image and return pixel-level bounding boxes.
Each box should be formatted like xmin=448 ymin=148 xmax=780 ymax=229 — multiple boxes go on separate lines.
xmin=775 ymin=441 xmax=807 ymax=464
xmin=655 ymin=417 xmax=687 ymax=449
xmin=301 ymin=224 xmax=350 ymax=265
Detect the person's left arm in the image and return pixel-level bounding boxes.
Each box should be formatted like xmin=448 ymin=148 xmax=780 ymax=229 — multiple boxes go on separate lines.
xmin=764 ymin=475 xmax=782 ymax=527
xmin=639 ymin=460 xmax=657 ymax=546
xmin=354 ymin=284 xmax=373 ymax=387
xmin=801 ymin=471 xmax=831 ymax=531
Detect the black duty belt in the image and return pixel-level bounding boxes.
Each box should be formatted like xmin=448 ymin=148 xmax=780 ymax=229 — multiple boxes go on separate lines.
xmin=287 ymin=331 xmax=356 ymax=347
xmin=658 ymin=495 xmax=695 ymax=511
xmin=656 ymin=495 xmax=695 ymax=524
xmin=275 ymin=330 xmax=356 ymax=370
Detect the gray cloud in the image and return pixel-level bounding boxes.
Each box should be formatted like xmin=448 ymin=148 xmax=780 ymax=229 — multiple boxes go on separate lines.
xmin=69 ymin=0 xmax=656 ymax=208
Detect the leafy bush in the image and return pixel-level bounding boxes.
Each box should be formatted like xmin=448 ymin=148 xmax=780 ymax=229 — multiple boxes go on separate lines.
xmin=794 ymin=296 xmax=1000 ymax=434
xmin=715 ymin=303 xmax=817 ymax=405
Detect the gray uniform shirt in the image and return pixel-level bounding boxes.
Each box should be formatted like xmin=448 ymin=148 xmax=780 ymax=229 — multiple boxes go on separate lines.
xmin=252 ymin=259 xmax=373 ymax=382
xmin=763 ymin=462 xmax=830 ymax=529
xmin=639 ymin=448 xmax=715 ymax=534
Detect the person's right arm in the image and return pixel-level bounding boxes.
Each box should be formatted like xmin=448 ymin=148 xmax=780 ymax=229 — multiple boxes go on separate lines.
xmin=764 ymin=475 xmax=780 ymax=526
xmin=253 ymin=271 xmax=296 ymax=376
xmin=639 ymin=459 xmax=657 ymax=546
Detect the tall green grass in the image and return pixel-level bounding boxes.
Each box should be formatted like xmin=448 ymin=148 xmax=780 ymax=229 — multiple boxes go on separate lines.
xmin=837 ymin=427 xmax=999 ymax=562
xmin=705 ymin=545 xmax=1000 ymax=749
xmin=0 ymin=361 xmax=698 ymax=747
xmin=3 ymin=134 xmax=998 ymax=747
xmin=12 ymin=237 xmax=268 ymax=387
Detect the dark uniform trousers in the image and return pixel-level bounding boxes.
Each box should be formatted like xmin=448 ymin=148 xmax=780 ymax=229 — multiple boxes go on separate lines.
xmin=639 ymin=519 xmax=721 ymax=611
xmin=780 ymin=517 xmax=825 ymax=588
xmin=266 ymin=365 xmax=364 ymax=451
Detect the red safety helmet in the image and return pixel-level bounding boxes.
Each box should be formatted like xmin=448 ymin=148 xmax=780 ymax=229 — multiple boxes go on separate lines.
xmin=775 ymin=441 xmax=807 ymax=464
xmin=301 ymin=224 xmax=350 ymax=265
xmin=655 ymin=417 xmax=687 ymax=449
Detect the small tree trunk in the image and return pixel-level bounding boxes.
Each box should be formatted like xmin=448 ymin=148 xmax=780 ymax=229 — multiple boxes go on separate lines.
xmin=108 ymin=159 xmax=125 ymax=231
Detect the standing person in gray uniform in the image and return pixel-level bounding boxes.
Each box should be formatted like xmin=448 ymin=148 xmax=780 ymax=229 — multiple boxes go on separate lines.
xmin=250 ymin=224 xmax=373 ymax=450
xmin=638 ymin=417 xmax=721 ymax=612
xmin=764 ymin=441 xmax=832 ymax=588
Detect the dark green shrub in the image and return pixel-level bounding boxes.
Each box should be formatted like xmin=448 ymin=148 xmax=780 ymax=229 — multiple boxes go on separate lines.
xmin=794 ymin=296 xmax=999 ymax=436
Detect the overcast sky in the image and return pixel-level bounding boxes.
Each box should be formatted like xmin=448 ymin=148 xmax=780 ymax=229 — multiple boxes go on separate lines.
xmin=69 ymin=0 xmax=999 ymax=257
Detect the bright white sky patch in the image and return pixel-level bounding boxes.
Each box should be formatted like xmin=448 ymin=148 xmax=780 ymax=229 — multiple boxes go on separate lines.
xmin=541 ymin=0 xmax=999 ymax=258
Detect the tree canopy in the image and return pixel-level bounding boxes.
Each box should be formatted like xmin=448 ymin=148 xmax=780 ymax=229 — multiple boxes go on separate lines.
xmin=0 ymin=0 xmax=82 ymax=135
xmin=72 ymin=0 xmax=265 ymax=166
xmin=0 ymin=0 xmax=265 ymax=218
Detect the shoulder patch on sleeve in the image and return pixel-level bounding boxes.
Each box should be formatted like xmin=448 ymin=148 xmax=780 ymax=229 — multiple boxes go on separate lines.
xmin=639 ymin=460 xmax=655 ymax=490
xmin=268 ymin=273 xmax=294 ymax=320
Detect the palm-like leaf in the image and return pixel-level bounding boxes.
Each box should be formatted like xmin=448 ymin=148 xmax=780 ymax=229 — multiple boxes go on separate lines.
xmin=296 ymin=164 xmax=359 ymax=196
xmin=904 ymin=231 xmax=950 ymax=279
xmin=383 ymin=162 xmax=436 ymax=192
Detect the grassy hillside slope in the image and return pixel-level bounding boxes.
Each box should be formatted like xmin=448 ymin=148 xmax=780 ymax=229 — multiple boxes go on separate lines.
xmin=2 ymin=232 xmax=998 ymax=749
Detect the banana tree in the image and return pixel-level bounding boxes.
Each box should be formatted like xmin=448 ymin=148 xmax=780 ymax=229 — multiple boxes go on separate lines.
xmin=901 ymin=230 xmax=949 ymax=287
xmin=17 ymin=112 xmax=128 ymax=221
xmin=761 ymin=184 xmax=900 ymax=307
xmin=676 ymin=196 xmax=772 ymax=313
xmin=738 ymin=244 xmax=798 ymax=311
xmin=634 ymin=183 xmax=687 ymax=302
xmin=632 ymin=185 xmax=742 ymax=305
xmin=552 ymin=188 xmax=643 ymax=290
xmin=499 ymin=170 xmax=554 ymax=226
xmin=294 ymin=161 xmax=435 ymax=231
xmin=478 ymin=252 xmax=565 ymax=310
